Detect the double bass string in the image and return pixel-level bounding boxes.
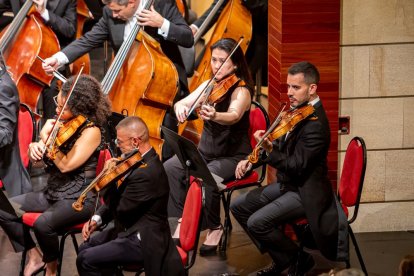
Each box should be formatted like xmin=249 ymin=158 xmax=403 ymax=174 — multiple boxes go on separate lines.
xmin=101 ymin=0 xmax=154 ymax=94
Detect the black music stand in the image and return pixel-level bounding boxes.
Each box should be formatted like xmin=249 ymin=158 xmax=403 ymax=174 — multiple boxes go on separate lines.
xmin=161 ymin=126 xmax=217 ymax=190
xmin=0 ymin=189 xmax=21 ymax=217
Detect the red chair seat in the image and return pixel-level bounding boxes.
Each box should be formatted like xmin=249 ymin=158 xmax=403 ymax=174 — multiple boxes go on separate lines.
xmin=0 ymin=180 xmax=3 ymax=189
xmin=22 ymin=212 xmax=85 ymax=231
xmin=223 ymin=171 xmax=259 ymax=189
xmin=176 ymin=245 xmax=188 ymax=265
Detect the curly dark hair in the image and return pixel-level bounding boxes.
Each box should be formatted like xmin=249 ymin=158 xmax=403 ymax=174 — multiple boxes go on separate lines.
xmin=60 ymin=74 xmax=111 ymax=127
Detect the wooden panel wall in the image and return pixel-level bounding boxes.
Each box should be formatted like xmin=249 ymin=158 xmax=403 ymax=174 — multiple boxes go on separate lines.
xmin=268 ymin=0 xmax=340 ymax=188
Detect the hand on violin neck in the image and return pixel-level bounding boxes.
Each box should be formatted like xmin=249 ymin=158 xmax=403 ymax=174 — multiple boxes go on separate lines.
xmin=39 ymin=119 xmax=59 ymax=143
xmin=200 ymin=104 xmax=216 ymax=121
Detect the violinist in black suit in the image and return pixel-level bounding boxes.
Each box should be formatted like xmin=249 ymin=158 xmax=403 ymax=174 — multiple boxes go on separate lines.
xmin=231 ymin=61 xmax=348 ymax=275
xmin=42 ymin=0 xmax=194 ymax=160
xmin=0 ymin=0 xmax=77 ymax=120
xmin=0 ymin=56 xmax=32 ymax=197
xmin=77 ymin=116 xmax=184 ymax=276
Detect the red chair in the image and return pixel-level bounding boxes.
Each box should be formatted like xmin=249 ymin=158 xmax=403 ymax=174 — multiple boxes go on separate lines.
xmin=120 ymin=176 xmax=204 ymax=275
xmin=177 ymin=177 xmax=204 ymax=272
xmin=339 ymin=136 xmax=367 ymax=274
xmin=219 ymin=100 xmax=270 ymax=252
xmin=291 ymin=137 xmax=368 ymax=275
xmin=0 ymin=103 xmax=36 ymax=190
xmin=19 ymin=148 xmax=112 ymax=276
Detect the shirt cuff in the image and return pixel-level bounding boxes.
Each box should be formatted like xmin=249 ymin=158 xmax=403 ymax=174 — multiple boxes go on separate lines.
xmin=158 ymin=19 xmax=170 ymax=38
xmin=91 ymin=215 xmax=102 ymax=227
xmin=190 ymin=24 xmax=199 ymax=32
xmin=52 ymin=52 xmax=69 ymax=67
xmin=40 ymin=9 xmax=50 ymax=22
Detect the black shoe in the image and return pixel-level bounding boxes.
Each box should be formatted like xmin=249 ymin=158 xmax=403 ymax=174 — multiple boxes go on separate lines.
xmin=287 ymin=252 xmax=315 ymax=276
xmin=199 ymin=244 xmax=218 ymax=256
xmin=256 ymin=262 xmax=288 ymax=276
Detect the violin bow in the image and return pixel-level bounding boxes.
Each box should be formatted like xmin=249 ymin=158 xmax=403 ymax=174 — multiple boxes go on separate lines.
xmin=41 ymin=64 xmax=85 ymax=156
xmin=180 ymin=36 xmax=244 ymax=124
xmin=255 ymin=103 xmax=287 ymax=148
xmin=36 ymin=55 xmax=67 ymax=83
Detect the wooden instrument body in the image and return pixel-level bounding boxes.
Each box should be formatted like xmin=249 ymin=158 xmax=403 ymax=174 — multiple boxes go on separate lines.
xmin=108 ymin=31 xmax=179 ymax=154
xmin=71 ymin=0 xmax=91 ymax=75
xmin=1 ymin=8 xmax=60 ymax=111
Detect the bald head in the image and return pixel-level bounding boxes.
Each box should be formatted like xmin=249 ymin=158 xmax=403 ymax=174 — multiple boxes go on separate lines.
xmin=116 ymin=116 xmax=149 ymax=143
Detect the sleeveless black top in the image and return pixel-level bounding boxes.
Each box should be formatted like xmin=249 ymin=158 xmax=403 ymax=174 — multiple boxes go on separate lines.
xmin=198 ymin=84 xmax=252 ymax=161
xmin=43 ymin=119 xmax=103 ymax=201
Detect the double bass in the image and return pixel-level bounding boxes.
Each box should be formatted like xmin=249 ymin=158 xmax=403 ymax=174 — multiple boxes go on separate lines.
xmin=0 ymin=0 xmax=60 ymax=111
xmin=101 ymin=0 xmax=178 ymax=156
xmin=71 ymin=0 xmax=91 ymax=75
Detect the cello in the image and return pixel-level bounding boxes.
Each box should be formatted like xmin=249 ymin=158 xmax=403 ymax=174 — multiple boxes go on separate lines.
xmin=0 ymin=0 xmax=60 ymax=111
xmin=101 ymin=0 xmax=178 ymax=156
xmin=71 ymin=0 xmax=91 ymax=75
xmin=179 ymin=0 xmax=252 ymax=144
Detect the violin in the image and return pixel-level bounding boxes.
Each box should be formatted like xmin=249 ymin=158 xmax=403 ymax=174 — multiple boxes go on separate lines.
xmin=46 ymin=115 xmax=89 ymax=160
xmin=42 ymin=65 xmax=85 ymax=160
xmin=206 ymin=73 xmax=245 ymax=105
xmin=72 ymin=150 xmax=147 ymax=211
xmin=248 ymin=103 xmax=316 ymax=164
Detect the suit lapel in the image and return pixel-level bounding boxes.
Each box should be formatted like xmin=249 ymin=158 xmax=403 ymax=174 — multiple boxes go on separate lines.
xmin=46 ymin=0 xmax=59 ymax=12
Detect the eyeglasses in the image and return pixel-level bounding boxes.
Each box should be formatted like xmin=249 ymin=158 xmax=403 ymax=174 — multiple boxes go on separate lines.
xmin=53 ymin=95 xmax=65 ymax=110
xmin=114 ymin=137 xmax=133 ymax=146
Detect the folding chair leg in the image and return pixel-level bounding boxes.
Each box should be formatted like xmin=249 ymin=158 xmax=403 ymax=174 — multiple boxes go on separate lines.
xmin=220 ymin=192 xmax=229 ymax=252
xmin=348 ymin=226 xmax=368 ymax=275
xmin=20 ymin=249 xmax=27 ymax=276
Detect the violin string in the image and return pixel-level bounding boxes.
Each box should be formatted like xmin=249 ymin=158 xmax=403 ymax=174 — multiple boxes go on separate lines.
xmin=183 ymin=36 xmax=244 ymax=123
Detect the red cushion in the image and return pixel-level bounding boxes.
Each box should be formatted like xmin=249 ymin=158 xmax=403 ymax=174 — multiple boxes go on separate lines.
xmin=176 ymin=245 xmax=188 ymax=265
xmin=0 ymin=180 xmax=3 ymax=189
xmin=339 ymin=139 xmax=364 ymax=207
xmin=180 ymin=179 xmax=202 ymax=252
xmin=223 ymin=171 xmax=259 ymax=189
xmin=22 ymin=212 xmax=85 ymax=231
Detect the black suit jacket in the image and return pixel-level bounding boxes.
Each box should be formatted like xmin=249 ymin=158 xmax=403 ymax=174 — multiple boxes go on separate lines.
xmin=266 ymin=101 xmax=348 ymax=262
xmin=62 ymin=0 xmax=193 ymax=92
xmin=0 ymin=66 xmax=32 ymax=197
xmin=97 ymin=148 xmax=184 ymax=276
xmin=0 ymin=0 xmax=77 ymax=47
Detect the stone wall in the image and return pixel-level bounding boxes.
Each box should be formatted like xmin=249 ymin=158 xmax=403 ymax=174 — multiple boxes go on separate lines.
xmin=340 ymin=0 xmax=414 ymax=232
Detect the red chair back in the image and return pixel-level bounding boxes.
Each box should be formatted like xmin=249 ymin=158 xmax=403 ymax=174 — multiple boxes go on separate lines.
xmin=179 ymin=178 xmax=203 ymax=253
xmin=338 ymin=137 xmax=367 ymax=223
xmin=18 ymin=104 xmax=36 ymax=168
xmin=96 ymin=148 xmax=112 ymax=176
xmin=249 ymin=101 xmax=269 ymax=148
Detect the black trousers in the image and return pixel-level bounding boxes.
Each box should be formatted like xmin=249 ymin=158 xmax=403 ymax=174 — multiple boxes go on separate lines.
xmin=230 ymin=182 xmax=305 ymax=267
xmin=0 ymin=191 xmax=94 ymax=262
xmin=165 ymin=154 xmax=239 ymax=229
xmin=77 ymin=228 xmax=143 ymax=276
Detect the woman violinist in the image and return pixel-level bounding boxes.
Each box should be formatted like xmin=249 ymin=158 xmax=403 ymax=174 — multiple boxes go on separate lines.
xmin=164 ymin=37 xmax=254 ymax=255
xmin=0 ymin=75 xmax=111 ymax=276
